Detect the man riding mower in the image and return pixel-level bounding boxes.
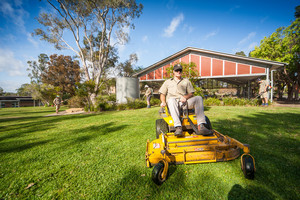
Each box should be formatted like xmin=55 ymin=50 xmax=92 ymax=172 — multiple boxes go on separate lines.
xmin=145 ymin=64 xmax=255 ymax=185
xmin=145 ymin=104 xmax=256 ymax=185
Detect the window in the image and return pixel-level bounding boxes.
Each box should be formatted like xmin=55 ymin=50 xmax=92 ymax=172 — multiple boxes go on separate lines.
xmin=12 ymin=102 xmax=19 ymax=107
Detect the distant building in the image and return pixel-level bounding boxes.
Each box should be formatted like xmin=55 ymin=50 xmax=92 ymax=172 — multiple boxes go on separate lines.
xmin=0 ymin=96 xmax=41 ymax=108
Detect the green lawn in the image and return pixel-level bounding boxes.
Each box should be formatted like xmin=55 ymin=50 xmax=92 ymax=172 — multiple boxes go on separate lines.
xmin=0 ymin=106 xmax=299 ymax=199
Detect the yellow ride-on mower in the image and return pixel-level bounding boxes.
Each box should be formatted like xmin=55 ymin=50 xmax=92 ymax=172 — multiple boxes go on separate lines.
xmin=145 ymin=105 xmax=255 ymax=185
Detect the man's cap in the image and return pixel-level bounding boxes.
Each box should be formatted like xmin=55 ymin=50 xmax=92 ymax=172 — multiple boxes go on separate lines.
xmin=145 ymin=85 xmax=149 ymax=88
xmin=173 ymin=64 xmax=183 ymax=71
xmin=256 ymin=78 xmax=261 ymax=82
xmin=56 ymin=95 xmax=60 ymax=97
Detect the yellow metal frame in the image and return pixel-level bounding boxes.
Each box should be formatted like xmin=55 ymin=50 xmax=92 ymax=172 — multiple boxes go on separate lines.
xmin=146 ymin=108 xmax=255 ymax=172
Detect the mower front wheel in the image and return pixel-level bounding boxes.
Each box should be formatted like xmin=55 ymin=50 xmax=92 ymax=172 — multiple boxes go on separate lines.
xmin=152 ymin=161 xmax=168 ymax=185
xmin=204 ymin=116 xmax=213 ymax=130
xmin=241 ymin=154 xmax=255 ymax=179
xmin=156 ymin=119 xmax=169 ymax=139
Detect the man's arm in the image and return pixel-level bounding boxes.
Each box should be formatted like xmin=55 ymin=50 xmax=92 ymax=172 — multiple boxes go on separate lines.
xmin=264 ymin=81 xmax=269 ymax=92
xmin=145 ymin=88 xmax=150 ymax=96
xmin=180 ymin=93 xmax=193 ymax=103
xmin=160 ymin=93 xmax=166 ymax=107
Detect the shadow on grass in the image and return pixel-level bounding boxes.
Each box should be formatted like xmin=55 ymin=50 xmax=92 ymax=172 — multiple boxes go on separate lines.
xmin=204 ymin=106 xmax=211 ymax=111
xmin=0 ymin=119 xmax=127 ymax=154
xmin=0 ymin=139 xmax=54 ymax=153
xmin=0 ymin=109 xmax=54 ymax=118
xmin=212 ymin=112 xmax=300 ymax=200
xmin=0 ymin=114 xmax=99 ymax=152
xmin=66 ymin=122 xmax=129 ymax=145
xmin=101 ymin=166 xmax=189 ymax=199
xmin=228 ymin=184 xmax=275 ymax=200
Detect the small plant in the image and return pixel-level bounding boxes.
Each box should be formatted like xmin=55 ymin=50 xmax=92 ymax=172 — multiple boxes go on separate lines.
xmin=117 ymin=103 xmax=127 ymax=111
xmin=204 ymin=97 xmax=221 ymax=106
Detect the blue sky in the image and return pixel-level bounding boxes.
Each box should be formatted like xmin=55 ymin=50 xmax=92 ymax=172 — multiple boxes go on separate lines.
xmin=0 ymin=0 xmax=299 ymax=92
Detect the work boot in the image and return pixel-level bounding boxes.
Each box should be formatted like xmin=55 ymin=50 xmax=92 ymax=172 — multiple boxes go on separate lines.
xmin=174 ymin=126 xmax=183 ymax=137
xmin=197 ymin=124 xmax=214 ymax=136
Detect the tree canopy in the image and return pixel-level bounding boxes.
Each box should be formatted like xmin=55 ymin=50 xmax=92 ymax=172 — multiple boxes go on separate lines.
xmin=116 ymin=53 xmax=140 ymax=77
xmin=34 ymin=0 xmax=143 ymax=106
xmin=27 ymin=53 xmax=49 ymax=84
xmin=235 ymin=51 xmax=246 ymax=56
xmin=42 ymin=54 xmax=81 ymax=97
xmin=250 ymin=6 xmax=300 ymax=100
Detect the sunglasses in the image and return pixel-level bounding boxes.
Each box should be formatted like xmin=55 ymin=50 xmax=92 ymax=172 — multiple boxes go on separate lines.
xmin=174 ymin=70 xmax=182 ymax=72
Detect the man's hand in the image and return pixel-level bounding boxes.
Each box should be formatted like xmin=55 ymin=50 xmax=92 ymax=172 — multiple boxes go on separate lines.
xmin=160 ymin=102 xmax=166 ymax=107
xmin=160 ymin=94 xmax=166 ymax=107
xmin=180 ymin=96 xmax=187 ymax=103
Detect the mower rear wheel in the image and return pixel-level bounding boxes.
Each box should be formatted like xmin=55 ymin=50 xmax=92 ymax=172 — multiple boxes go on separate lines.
xmin=241 ymin=155 xmax=255 ymax=179
xmin=204 ymin=116 xmax=213 ymax=130
xmin=156 ymin=119 xmax=169 ymax=139
xmin=152 ymin=161 xmax=167 ymax=185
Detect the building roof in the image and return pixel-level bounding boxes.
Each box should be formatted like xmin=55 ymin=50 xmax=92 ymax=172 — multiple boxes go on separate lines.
xmin=133 ymin=47 xmax=287 ymax=83
xmin=0 ymin=96 xmax=33 ymax=101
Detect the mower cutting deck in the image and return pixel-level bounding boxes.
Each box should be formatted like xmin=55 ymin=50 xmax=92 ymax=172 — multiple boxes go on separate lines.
xmin=145 ymin=107 xmax=255 ymax=185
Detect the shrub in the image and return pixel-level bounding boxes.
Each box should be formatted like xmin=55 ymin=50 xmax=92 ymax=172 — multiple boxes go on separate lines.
xmin=117 ymin=103 xmax=127 ymax=111
xmin=223 ymin=97 xmax=236 ymax=106
xmin=126 ymin=98 xmax=147 ymax=109
xmin=97 ymin=102 xmax=116 ymax=111
xmin=222 ymin=97 xmax=260 ymax=106
xmin=107 ymin=94 xmax=116 ymax=102
xmin=204 ymin=97 xmax=221 ymax=106
xmin=68 ymin=96 xmax=85 ymax=108
xmin=150 ymin=97 xmax=160 ymax=106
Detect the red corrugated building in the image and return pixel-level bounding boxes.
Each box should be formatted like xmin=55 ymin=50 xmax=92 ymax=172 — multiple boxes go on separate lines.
xmin=133 ymin=47 xmax=286 ymax=101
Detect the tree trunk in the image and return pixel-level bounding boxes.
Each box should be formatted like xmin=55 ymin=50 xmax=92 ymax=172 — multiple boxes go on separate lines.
xmin=294 ymin=83 xmax=299 ymax=100
xmin=90 ymin=93 xmax=97 ymax=108
xmin=287 ymin=84 xmax=293 ymax=100
xmin=277 ymin=84 xmax=284 ymax=99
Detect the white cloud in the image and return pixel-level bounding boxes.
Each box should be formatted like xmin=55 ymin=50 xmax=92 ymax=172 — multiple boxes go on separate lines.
xmin=238 ymin=32 xmax=256 ymax=45
xmin=183 ymin=24 xmax=194 ymax=34
xmin=142 ymin=35 xmax=148 ymax=42
xmin=27 ymin=33 xmax=39 ymax=48
xmin=0 ymin=0 xmax=29 ymax=33
xmin=260 ymin=16 xmax=269 ymax=24
xmin=232 ymin=41 xmax=258 ymax=56
xmin=247 ymin=42 xmax=258 ymax=52
xmin=0 ymin=49 xmax=25 ymax=76
xmin=204 ymin=29 xmax=219 ymax=40
xmin=166 ymin=0 xmax=175 ymax=10
xmin=229 ymin=5 xmax=240 ymax=12
xmin=163 ymin=13 xmax=184 ymax=38
xmin=0 ymin=80 xmax=23 ymax=93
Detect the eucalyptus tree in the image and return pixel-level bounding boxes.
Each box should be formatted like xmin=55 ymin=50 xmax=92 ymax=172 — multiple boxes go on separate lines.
xmin=250 ymin=6 xmax=300 ymax=100
xmin=27 ymin=53 xmax=49 ymax=84
xmin=34 ymin=0 xmax=143 ymax=106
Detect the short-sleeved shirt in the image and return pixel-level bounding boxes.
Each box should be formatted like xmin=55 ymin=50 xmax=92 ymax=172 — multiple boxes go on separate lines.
xmin=259 ymin=80 xmax=269 ymax=94
xmin=159 ymin=78 xmax=195 ymax=101
xmin=53 ymin=97 xmax=62 ymax=105
xmin=145 ymin=88 xmax=153 ymax=96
